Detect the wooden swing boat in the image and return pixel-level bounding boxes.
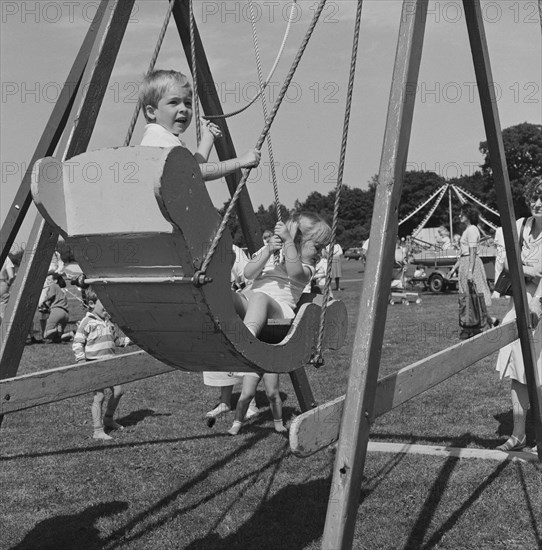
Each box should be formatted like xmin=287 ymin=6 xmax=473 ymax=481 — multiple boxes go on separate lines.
xmin=31 ymin=145 xmax=347 ymax=374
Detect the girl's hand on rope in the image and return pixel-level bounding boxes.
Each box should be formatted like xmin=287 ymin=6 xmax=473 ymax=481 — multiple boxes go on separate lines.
xmin=239 ymin=149 xmax=261 ymax=169
xmin=467 ymin=271 xmax=474 ymax=282
xmin=267 ymin=235 xmax=282 ymax=253
xmin=274 ymin=221 xmax=292 ymax=243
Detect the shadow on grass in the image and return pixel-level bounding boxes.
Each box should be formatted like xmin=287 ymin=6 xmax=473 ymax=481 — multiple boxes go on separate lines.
xmin=399 ymin=433 xmax=518 ymax=549
xmin=10 ymin=500 xmax=128 ymax=550
xmin=0 ymin=433 xmax=229 ymax=462
xmin=408 ymin=459 xmax=510 ymax=550
xmin=101 ymin=430 xmax=286 ymax=549
xmin=183 ymin=478 xmax=331 ymax=550
xmin=117 ymin=408 xmax=170 ymax=427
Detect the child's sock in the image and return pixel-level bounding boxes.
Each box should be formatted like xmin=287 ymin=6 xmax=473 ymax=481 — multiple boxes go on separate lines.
xmin=274 ymin=419 xmax=287 ymax=433
xmin=104 ymin=416 xmax=124 ymax=430
xmin=228 ymin=420 xmax=243 ymax=436
xmin=93 ymin=429 xmax=113 ymax=440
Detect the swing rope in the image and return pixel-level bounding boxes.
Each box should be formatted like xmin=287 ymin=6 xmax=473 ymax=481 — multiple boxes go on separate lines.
xmin=189 ymin=0 xmax=201 ymax=144
xmin=205 ymin=1 xmax=298 ymax=122
xmin=248 ymin=0 xmax=281 ymax=222
xmin=194 ymin=0 xmax=329 ymax=284
xmin=123 ymin=0 xmax=176 ymax=146
xmin=310 ymin=0 xmax=363 ymax=368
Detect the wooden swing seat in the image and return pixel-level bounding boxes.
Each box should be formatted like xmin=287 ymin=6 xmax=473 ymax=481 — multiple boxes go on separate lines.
xmin=31 ymin=145 xmax=347 ymax=374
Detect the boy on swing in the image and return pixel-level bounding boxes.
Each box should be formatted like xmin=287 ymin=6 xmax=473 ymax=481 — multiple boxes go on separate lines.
xmin=138 ymin=69 xmax=260 ymax=176
xmin=138 ymin=69 xmax=261 ymax=419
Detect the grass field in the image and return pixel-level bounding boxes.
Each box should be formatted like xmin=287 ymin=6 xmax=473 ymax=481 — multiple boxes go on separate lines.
xmin=1 ymin=261 xmax=541 ymax=550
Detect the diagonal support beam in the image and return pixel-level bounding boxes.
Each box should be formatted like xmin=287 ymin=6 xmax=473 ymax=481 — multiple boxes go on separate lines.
xmin=0 ymin=0 xmax=136 ymax=402
xmin=322 ymin=2 xmax=429 ymax=548
xmin=0 ymin=2 xmax=111 ymax=267
xmin=463 ymin=0 xmax=542 ymax=460
xmin=172 ymin=0 xmax=262 ymax=255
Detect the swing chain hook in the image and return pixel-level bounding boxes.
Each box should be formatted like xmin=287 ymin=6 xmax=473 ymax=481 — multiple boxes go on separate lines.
xmin=192 ymin=270 xmax=213 ymax=287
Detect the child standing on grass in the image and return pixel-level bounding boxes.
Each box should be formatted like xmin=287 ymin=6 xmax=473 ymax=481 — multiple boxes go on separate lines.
xmin=228 ymin=212 xmax=332 ymax=436
xmin=73 ymin=289 xmax=130 ymax=441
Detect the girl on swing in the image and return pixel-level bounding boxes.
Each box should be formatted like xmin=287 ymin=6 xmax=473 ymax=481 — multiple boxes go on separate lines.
xmin=228 ymin=212 xmax=332 ymax=435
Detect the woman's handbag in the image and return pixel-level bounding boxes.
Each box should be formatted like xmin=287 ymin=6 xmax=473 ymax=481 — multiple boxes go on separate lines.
xmin=493 ymin=217 xmax=528 ymax=296
xmin=459 ymin=281 xmax=488 ymax=338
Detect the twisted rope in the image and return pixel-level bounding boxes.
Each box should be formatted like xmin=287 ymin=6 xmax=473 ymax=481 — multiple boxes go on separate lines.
xmin=196 ymin=0 xmax=329 ymax=280
xmin=248 ymin=0 xmax=281 ymax=222
xmin=205 ymin=1 xmax=297 ymax=121
xmin=123 ymin=0 xmax=176 ymax=146
xmin=189 ymin=0 xmax=201 ymax=143
xmin=311 ymin=0 xmax=364 ymax=367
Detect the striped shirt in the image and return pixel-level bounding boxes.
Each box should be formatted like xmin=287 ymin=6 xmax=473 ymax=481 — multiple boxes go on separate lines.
xmin=72 ymin=312 xmax=129 ymax=362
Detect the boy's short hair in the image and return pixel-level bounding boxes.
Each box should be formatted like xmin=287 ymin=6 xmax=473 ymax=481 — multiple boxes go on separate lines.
xmin=85 ymin=288 xmax=99 ymax=305
xmin=139 ymin=70 xmax=192 ymax=122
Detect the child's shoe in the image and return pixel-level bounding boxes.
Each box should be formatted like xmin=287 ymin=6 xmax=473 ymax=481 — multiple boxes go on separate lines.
xmin=206 ymin=403 xmax=231 ymax=418
xmin=228 ymin=420 xmax=243 ymax=435
xmin=93 ymin=429 xmax=113 ymax=440
xmin=245 ymin=398 xmax=259 ymax=419
xmin=104 ymin=418 xmax=124 ymax=430
xmin=274 ymin=420 xmax=288 ymax=433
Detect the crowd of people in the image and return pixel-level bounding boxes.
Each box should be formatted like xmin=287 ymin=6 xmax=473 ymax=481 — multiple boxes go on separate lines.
xmin=2 ymin=67 xmax=540 ymax=452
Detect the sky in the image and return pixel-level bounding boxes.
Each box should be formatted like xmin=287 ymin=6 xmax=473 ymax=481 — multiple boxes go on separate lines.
xmin=1 ymin=0 xmax=541 ymax=249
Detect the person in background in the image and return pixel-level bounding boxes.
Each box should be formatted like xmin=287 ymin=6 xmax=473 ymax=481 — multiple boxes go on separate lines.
xmin=436 ymin=226 xmax=452 ymax=250
xmin=38 ymin=271 xmax=71 ymax=343
xmin=328 ymin=242 xmax=343 ymax=291
xmin=493 ymin=176 xmax=542 ymax=452
xmin=0 ymin=255 xmax=15 ymax=322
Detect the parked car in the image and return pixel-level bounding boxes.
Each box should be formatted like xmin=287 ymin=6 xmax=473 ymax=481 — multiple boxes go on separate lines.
xmin=343 ymin=247 xmax=364 ymax=261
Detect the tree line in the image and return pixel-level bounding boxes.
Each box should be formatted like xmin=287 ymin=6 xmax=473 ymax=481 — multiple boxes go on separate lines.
xmin=8 ymin=123 xmax=540 ymax=266
xmin=223 ymin=122 xmax=541 ymax=250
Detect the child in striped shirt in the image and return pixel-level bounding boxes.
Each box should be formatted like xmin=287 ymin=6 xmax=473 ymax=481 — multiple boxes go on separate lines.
xmin=73 ymin=289 xmax=130 ymax=440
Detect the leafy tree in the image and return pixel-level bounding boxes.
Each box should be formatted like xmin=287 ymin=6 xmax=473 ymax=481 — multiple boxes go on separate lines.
xmin=480 ymin=122 xmax=542 ymax=217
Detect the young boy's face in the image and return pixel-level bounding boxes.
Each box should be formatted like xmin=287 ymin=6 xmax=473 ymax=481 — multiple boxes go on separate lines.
xmin=145 ymin=83 xmax=193 ymax=136
xmin=90 ymin=298 xmax=107 ymax=320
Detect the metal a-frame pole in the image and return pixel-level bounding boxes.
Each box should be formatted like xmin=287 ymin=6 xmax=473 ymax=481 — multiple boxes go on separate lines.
xmin=0 ymin=0 xmax=136 ymax=408
xmin=172 ymin=0 xmax=317 ymax=411
xmin=321 ymin=1 xmax=429 ymax=548
xmin=463 ymin=0 xmax=542 ymax=459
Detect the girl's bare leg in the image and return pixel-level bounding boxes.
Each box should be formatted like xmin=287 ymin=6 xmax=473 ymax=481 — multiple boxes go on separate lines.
xmin=242 ymin=293 xmax=283 ymax=336
xmin=228 ymin=375 xmax=260 ymax=435
xmin=262 ymin=374 xmax=287 ymax=432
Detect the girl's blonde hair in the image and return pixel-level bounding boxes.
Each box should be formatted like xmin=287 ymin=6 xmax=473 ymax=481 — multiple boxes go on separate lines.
xmin=286 ymin=212 xmax=332 ymax=250
xmin=139 ymin=70 xmax=192 ymax=122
